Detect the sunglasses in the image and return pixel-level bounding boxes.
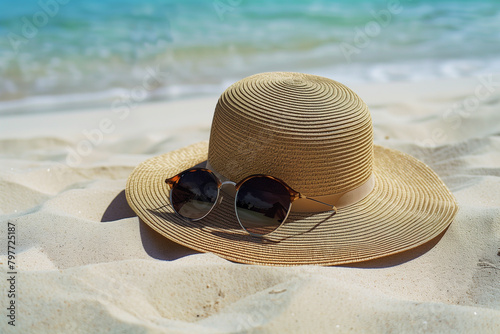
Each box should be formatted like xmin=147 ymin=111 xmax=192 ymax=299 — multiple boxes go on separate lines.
xmin=165 ymin=168 xmax=336 ymax=236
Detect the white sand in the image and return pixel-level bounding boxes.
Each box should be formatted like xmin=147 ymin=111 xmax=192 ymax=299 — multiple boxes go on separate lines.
xmin=1 ymin=76 xmax=499 ymax=333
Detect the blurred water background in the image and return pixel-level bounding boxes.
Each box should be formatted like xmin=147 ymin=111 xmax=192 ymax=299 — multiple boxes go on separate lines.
xmin=1 ymin=0 xmax=499 ymax=114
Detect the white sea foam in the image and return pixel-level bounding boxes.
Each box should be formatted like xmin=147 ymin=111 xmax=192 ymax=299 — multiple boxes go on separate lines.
xmin=1 ymin=0 xmax=499 ymax=115
xmin=2 ymin=55 xmax=499 ymax=116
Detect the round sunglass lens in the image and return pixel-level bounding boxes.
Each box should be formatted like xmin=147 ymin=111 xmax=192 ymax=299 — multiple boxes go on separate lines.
xmin=171 ymin=170 xmax=219 ymax=219
xmin=235 ymin=176 xmax=291 ymax=235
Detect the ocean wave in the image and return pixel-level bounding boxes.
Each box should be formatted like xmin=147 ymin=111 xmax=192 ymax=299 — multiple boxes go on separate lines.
xmin=1 ymin=0 xmax=500 ymax=114
xmin=2 ymin=55 xmax=500 ymax=116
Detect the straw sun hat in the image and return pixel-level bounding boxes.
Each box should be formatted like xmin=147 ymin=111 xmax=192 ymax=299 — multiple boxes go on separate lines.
xmin=126 ymin=72 xmax=458 ymax=266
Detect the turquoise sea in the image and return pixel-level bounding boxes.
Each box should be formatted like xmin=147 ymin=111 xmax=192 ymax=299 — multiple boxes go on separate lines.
xmin=1 ymin=0 xmax=500 ymax=114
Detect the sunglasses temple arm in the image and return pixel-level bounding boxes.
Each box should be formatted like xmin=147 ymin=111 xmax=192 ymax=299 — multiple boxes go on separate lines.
xmin=301 ymin=196 xmax=338 ymax=213
xmin=165 ymin=175 xmax=179 ymax=187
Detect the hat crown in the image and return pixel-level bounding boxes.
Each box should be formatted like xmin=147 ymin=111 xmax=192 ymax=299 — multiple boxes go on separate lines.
xmin=208 ymin=72 xmax=373 ymax=196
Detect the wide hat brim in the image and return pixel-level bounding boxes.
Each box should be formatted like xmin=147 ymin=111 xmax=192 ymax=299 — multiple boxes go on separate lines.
xmin=126 ymin=141 xmax=458 ymax=266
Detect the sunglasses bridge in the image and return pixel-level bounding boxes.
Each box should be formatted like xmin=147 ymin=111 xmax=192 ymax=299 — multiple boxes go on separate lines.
xmin=166 ymin=172 xmax=336 ymax=214
xmin=165 ymin=169 xmax=337 ymax=237
xmin=214 ymin=179 xmax=304 ymax=205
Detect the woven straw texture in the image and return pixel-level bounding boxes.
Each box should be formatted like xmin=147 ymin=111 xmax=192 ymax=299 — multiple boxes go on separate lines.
xmin=125 ymin=72 xmax=458 ymax=266
xmin=126 ymin=141 xmax=458 ymax=266
xmin=209 ymin=72 xmax=372 ymax=196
